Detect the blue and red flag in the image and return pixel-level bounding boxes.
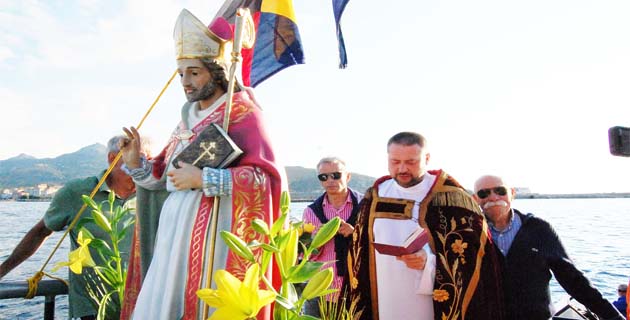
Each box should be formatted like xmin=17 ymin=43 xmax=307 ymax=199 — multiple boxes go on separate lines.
xmin=215 ymin=0 xmax=305 ymax=87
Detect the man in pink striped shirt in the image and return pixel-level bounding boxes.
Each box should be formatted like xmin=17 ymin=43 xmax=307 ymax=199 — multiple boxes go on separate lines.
xmin=302 ymin=157 xmax=363 ymax=316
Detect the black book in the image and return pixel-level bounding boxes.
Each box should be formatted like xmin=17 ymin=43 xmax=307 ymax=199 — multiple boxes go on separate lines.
xmin=171 ymin=123 xmax=243 ymax=169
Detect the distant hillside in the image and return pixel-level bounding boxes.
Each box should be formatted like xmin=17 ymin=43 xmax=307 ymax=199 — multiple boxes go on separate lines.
xmin=0 ymin=146 xmax=376 ymax=200
xmin=0 ymin=144 xmax=107 ymax=188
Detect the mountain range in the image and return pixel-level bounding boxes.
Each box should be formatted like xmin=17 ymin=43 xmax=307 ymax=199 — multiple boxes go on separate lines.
xmin=0 ymin=144 xmax=376 ymax=200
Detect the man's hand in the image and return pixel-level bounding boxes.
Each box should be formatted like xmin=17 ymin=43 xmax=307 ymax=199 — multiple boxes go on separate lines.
xmin=120 ymin=126 xmax=143 ymax=169
xmin=396 ymin=249 xmax=427 ymax=270
xmin=167 ymin=162 xmax=202 ymax=190
xmin=338 ymin=221 xmax=354 ymax=237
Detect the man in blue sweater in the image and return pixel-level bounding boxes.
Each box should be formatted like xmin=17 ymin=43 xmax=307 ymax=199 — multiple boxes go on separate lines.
xmin=613 ymin=284 xmax=627 ymax=318
xmin=473 ymin=174 xmax=624 ymax=320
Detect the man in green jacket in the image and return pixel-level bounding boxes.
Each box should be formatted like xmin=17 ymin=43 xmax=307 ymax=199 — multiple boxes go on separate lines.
xmin=0 ymin=135 xmax=140 ymax=320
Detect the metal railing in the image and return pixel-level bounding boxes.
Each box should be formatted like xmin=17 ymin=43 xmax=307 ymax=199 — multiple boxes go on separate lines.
xmin=0 ymin=279 xmax=68 ymax=320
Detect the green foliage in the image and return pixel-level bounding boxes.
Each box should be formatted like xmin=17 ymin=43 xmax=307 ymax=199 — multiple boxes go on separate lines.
xmin=216 ymin=191 xmax=343 ymax=320
xmin=78 ymin=192 xmax=135 ymax=320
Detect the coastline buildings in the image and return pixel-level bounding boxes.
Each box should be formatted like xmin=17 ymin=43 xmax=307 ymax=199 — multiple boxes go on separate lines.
xmin=1 ymin=184 xmax=62 ymax=200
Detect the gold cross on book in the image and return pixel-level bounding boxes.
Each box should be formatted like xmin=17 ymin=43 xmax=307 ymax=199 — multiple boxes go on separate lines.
xmin=192 ymin=142 xmax=217 ymax=166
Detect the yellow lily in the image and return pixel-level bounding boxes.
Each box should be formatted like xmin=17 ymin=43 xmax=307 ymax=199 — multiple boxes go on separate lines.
xmin=197 ymin=263 xmax=276 ymax=320
xmin=303 ymin=222 xmax=315 ymax=234
xmin=52 ymin=230 xmax=96 ymax=274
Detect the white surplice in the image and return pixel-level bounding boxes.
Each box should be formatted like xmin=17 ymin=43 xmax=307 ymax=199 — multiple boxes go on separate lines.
xmin=373 ymin=173 xmax=437 ymax=320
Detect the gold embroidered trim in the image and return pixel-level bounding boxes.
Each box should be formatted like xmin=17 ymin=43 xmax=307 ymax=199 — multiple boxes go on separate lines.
xmin=367 ymin=187 xmax=380 ymax=318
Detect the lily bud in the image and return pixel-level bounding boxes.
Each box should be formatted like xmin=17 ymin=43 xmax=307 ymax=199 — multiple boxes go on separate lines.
xmin=220 ymin=231 xmax=255 ymax=262
xmin=301 ymin=268 xmax=333 ymax=300
xmin=310 ymin=217 xmax=341 ymax=249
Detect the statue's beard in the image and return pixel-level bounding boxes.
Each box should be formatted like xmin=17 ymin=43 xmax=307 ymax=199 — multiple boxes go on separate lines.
xmin=186 ymin=81 xmax=217 ymax=102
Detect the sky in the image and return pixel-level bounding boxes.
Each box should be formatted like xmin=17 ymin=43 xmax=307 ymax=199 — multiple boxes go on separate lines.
xmin=2 ymin=0 xmax=630 ymax=194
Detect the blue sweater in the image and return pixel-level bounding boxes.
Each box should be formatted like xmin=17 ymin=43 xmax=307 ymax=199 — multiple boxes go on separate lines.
xmin=613 ymin=296 xmax=627 ymax=318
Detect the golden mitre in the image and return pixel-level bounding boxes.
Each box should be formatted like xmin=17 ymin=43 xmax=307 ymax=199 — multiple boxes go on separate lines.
xmin=173 ymin=9 xmax=233 ymax=63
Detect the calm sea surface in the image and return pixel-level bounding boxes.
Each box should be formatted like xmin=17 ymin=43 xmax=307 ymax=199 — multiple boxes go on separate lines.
xmin=1 ymin=199 xmax=629 ymax=319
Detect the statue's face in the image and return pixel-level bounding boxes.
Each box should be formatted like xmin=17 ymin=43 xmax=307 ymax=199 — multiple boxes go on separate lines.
xmin=177 ymin=59 xmax=217 ymax=103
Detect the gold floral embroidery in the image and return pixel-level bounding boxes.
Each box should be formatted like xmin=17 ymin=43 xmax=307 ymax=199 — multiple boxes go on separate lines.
xmin=433 ymin=289 xmax=450 ymax=302
xmin=351 ymin=277 xmax=358 ymax=289
xmin=431 ymin=188 xmax=481 ymax=319
xmin=451 ymin=239 xmax=468 ymax=255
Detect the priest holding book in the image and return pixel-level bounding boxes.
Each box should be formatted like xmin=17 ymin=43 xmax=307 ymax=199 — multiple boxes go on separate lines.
xmin=118 ymin=9 xmax=284 ymax=320
xmin=346 ymin=132 xmax=504 ymax=320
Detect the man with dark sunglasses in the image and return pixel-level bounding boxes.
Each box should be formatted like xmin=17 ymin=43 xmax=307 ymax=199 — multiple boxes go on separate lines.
xmin=473 ymin=174 xmax=624 ymax=320
xmin=347 ymin=132 xmax=504 ymax=320
xmin=302 ymin=156 xmax=363 ymax=316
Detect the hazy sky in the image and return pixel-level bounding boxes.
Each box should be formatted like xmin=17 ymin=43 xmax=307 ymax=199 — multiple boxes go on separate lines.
xmin=2 ymin=0 xmax=630 ymax=193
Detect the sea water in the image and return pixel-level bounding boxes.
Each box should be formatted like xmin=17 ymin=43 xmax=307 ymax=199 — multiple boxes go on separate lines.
xmin=1 ymin=199 xmax=629 ymax=319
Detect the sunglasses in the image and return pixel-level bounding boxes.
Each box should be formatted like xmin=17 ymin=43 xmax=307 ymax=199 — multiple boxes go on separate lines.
xmin=476 ymin=186 xmax=508 ymax=199
xmin=317 ymin=172 xmax=342 ymax=182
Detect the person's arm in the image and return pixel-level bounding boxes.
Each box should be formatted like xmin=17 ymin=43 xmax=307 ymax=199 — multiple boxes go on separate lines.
xmin=0 ymin=219 xmax=53 ymax=279
xmin=547 ymin=223 xmax=624 ymax=319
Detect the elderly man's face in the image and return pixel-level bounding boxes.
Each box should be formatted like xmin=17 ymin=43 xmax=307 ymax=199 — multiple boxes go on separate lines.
xmin=473 ymin=176 xmax=515 ymax=224
xmin=387 ymin=143 xmax=430 ymax=188
xmin=177 ymin=59 xmax=216 ymax=103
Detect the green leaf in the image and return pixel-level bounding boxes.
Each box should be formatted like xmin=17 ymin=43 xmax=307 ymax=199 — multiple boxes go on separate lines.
xmin=252 ymin=218 xmax=270 ymax=236
xmin=220 ymin=231 xmax=255 ymax=262
xmin=261 ymin=250 xmax=273 ymax=273
xmin=287 ymin=261 xmax=324 ymax=283
xmin=301 ymin=268 xmax=334 ymax=300
xmin=296 ymin=315 xmax=319 ymax=320
xmin=121 ymin=217 xmax=135 ymax=230
xmin=271 ymin=212 xmax=288 ymax=238
xmin=89 ymin=239 xmax=114 ymax=257
xmin=119 ymin=221 xmax=134 ymax=237
xmin=273 ymin=303 xmax=291 ymax=320
xmin=93 ymin=267 xmax=116 ymax=286
xmin=79 ymin=227 xmax=95 ymax=240
xmin=274 ymin=294 xmax=295 ymax=310
xmin=111 ymin=206 xmax=124 ymax=223
xmin=310 ymin=217 xmax=341 ymax=249
xmin=97 ymin=291 xmax=113 ymax=320
xmin=285 ymin=282 xmax=299 ymax=304
xmin=260 ymin=243 xmax=280 ymax=253
xmin=316 ymin=288 xmax=338 ymax=296
xmin=76 ymin=217 xmax=94 ymax=232
xmin=280 ymin=191 xmax=291 ymax=215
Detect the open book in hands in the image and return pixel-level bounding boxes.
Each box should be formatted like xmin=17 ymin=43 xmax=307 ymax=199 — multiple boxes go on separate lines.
xmin=372 ymin=226 xmax=429 ymax=256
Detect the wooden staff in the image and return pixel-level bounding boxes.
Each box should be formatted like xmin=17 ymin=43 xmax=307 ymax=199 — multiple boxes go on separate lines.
xmin=203 ymin=8 xmax=252 ymax=318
